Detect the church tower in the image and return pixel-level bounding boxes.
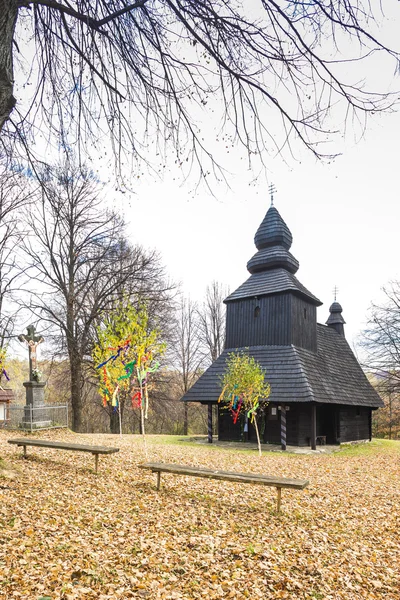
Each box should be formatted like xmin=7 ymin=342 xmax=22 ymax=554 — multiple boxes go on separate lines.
xmin=181 ymin=193 xmax=383 ymax=448
xmin=224 ymin=204 xmax=322 ymax=351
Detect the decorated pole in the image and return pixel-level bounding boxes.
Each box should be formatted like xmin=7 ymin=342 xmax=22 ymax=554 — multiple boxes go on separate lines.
xmin=207 ymin=403 xmax=213 ymax=444
xmin=280 ymin=405 xmax=287 ymax=451
xmin=118 ymin=390 xmax=122 ymax=437
xmin=138 ymin=368 xmax=148 ymax=459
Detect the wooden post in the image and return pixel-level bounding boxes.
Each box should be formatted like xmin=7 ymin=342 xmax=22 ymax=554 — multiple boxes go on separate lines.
xmin=156 ymin=471 xmax=161 ymax=490
xmin=94 ymin=453 xmax=99 ymax=474
xmin=276 ymin=487 xmax=282 ymax=513
xmin=368 ymin=408 xmax=372 ymax=441
xmin=311 ymin=404 xmax=317 ymax=450
xmin=280 ymin=406 xmax=286 ymax=451
xmin=207 ymin=404 xmax=213 ymax=444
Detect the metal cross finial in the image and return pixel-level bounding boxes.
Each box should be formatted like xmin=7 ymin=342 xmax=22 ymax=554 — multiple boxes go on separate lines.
xmin=333 ymin=285 xmax=339 ymax=302
xmin=268 ymin=183 xmax=277 ymax=206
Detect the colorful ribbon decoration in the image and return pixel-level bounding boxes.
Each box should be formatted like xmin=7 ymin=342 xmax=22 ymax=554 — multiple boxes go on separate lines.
xmin=96 ymin=339 xmax=131 ymax=369
xmin=231 ymin=397 xmax=243 ymax=424
xmin=131 ymin=390 xmax=142 ymax=409
xmin=96 ymin=342 xmax=161 ymax=417
xmin=117 ymin=360 xmax=136 ymax=381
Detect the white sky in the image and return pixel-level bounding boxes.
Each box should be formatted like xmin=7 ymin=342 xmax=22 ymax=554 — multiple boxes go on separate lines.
xmin=10 ymin=1 xmax=400 ymax=357
xmin=119 ymin=105 xmax=399 ymax=353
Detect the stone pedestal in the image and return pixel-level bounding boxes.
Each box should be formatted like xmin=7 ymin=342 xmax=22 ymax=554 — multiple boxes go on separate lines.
xmin=20 ymin=381 xmax=51 ymax=429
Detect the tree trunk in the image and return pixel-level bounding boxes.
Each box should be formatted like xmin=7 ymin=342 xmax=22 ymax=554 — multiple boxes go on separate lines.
xmin=110 ymin=410 xmax=119 ymax=434
xmin=0 ymin=0 xmax=18 ymax=132
xmin=183 ymin=402 xmax=188 ymax=435
xmin=70 ymin=354 xmax=83 ymax=432
xmin=109 ymin=402 xmax=124 ymax=434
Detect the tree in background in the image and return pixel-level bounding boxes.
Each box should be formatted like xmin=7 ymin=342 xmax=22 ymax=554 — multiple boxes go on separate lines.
xmin=361 ymin=282 xmax=400 ymax=439
xmin=170 ymin=297 xmax=205 ymax=435
xmin=92 ymin=301 xmax=165 ymax=447
xmin=219 ymin=352 xmax=270 ymax=456
xmin=1 ymin=2 xmax=399 ymax=176
xmin=198 ymin=281 xmax=227 ymax=364
xmin=0 ymin=161 xmax=32 ymax=348
xmin=369 ymin=372 xmax=400 ymax=440
xmin=21 ymin=161 xmax=167 ymax=431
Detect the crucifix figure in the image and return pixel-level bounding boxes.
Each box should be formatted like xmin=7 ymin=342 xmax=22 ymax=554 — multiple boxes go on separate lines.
xmin=18 ymin=325 xmax=44 ymax=381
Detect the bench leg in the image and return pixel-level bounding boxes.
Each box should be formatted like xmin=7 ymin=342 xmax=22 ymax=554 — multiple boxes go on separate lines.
xmin=94 ymin=454 xmax=99 ymax=474
xmin=156 ymin=471 xmax=161 ymax=491
xmin=23 ymin=445 xmax=27 ymax=459
xmin=276 ymin=487 xmax=282 ymax=513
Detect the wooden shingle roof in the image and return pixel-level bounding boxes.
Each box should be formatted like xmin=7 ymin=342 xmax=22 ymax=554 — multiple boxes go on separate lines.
xmin=224 ymin=268 xmax=322 ymax=306
xmin=254 ymin=206 xmax=292 ymax=250
xmin=181 ymin=324 xmax=383 ymax=408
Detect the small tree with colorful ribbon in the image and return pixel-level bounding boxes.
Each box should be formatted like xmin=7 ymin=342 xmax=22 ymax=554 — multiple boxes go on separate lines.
xmin=92 ymin=301 xmax=165 ymax=450
xmin=218 ymin=351 xmax=270 ymax=456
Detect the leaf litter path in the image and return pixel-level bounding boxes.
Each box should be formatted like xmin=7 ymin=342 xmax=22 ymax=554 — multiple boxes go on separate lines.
xmin=0 ymin=430 xmax=399 ymax=600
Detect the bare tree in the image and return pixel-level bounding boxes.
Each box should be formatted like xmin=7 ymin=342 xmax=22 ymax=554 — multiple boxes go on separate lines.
xmin=0 ymin=161 xmax=32 ymax=346
xmin=361 ymin=282 xmax=400 ymax=439
xmin=198 ymin=281 xmax=227 ymax=364
xmin=21 ymin=161 xmax=168 ymax=431
xmin=1 ymin=1 xmax=399 ymax=176
xmin=170 ymin=297 xmax=205 ymax=435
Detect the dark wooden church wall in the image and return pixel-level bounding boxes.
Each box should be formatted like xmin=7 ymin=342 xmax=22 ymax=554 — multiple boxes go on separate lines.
xmin=290 ymin=297 xmax=317 ymax=352
xmin=339 ymin=406 xmax=371 ymax=442
xmin=218 ymin=409 xmax=242 ymax=441
xmin=296 ymin=404 xmax=314 ymax=446
xmin=225 ymin=294 xmax=291 ymax=348
xmin=263 ymin=404 xmax=281 ymax=444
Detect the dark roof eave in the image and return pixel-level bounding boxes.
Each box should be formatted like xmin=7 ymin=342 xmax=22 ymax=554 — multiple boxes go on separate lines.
xmin=180 ymin=330 xmax=384 ymax=409
xmin=224 ymin=287 xmax=322 ymax=307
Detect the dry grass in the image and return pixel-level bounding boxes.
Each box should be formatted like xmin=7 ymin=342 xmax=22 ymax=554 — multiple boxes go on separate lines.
xmin=0 ymin=430 xmax=399 ymax=599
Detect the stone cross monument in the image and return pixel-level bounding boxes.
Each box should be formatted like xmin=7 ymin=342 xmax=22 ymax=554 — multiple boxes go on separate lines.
xmin=18 ymin=325 xmax=49 ymax=429
xmin=18 ymin=325 xmax=44 ymax=381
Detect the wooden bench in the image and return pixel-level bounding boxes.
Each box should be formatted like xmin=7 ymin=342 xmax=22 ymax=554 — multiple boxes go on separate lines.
xmin=139 ymin=462 xmax=309 ymax=513
xmin=8 ymin=438 xmax=119 ymax=474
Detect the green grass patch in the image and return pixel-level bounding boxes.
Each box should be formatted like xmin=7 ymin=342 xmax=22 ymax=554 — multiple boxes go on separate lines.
xmin=144 ymin=434 xmax=299 ymax=457
xmin=336 ymin=438 xmax=400 ymax=457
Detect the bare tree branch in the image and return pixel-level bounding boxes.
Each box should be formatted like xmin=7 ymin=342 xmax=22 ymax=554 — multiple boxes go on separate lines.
xmin=1 ymin=0 xmax=399 ymax=182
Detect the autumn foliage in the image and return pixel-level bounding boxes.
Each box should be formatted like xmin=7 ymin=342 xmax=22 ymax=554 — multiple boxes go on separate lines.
xmin=0 ymin=431 xmax=399 ymax=599
xmin=219 ymin=352 xmax=270 ymax=456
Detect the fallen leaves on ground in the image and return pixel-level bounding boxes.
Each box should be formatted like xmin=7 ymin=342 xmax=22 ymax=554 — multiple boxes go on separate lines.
xmin=0 ymin=431 xmax=399 ymax=600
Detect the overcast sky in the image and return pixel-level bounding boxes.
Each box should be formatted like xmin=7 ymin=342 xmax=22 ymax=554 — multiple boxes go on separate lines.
xmin=11 ymin=2 xmax=400 ymax=359
xmin=118 ymin=101 xmax=398 ymax=355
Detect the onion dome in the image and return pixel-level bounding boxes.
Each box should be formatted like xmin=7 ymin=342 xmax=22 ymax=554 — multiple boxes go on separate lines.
xmin=225 ymin=202 xmax=321 ymax=306
xmin=247 ymin=206 xmax=299 ymax=274
xmin=326 ymin=301 xmax=346 ymax=336
xmin=254 ymin=206 xmax=293 ymax=250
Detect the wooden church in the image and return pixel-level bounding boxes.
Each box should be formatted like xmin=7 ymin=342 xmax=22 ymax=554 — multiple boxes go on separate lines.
xmin=182 ymin=201 xmax=383 ymax=449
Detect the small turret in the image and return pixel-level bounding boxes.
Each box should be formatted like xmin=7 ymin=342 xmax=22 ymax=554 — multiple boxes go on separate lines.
xmin=326 ymin=300 xmax=346 ymax=336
